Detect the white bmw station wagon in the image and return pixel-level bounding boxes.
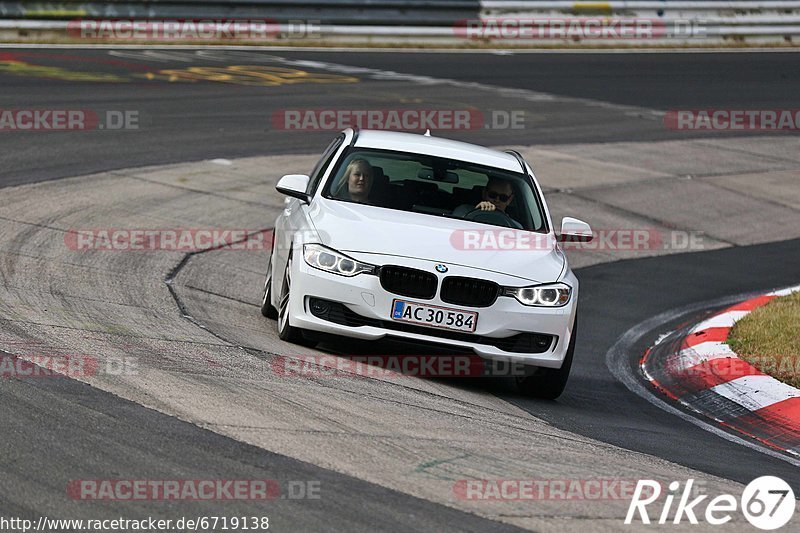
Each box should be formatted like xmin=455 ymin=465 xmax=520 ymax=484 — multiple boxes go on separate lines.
xmin=261 ymin=129 xmax=592 ymax=398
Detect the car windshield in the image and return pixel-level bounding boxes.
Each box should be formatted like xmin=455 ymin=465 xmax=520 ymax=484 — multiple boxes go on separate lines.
xmin=321 ymin=148 xmax=547 ymax=232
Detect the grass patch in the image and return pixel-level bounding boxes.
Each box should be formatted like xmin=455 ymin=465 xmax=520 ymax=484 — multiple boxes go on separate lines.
xmin=728 ymin=291 xmax=800 ymax=388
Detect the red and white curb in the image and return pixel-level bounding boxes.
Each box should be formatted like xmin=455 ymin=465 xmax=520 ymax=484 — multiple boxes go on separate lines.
xmin=641 ymin=284 xmax=800 ymax=456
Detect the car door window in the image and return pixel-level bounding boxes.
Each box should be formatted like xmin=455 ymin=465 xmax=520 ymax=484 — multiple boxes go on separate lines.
xmin=306 ymin=134 xmax=344 ymax=195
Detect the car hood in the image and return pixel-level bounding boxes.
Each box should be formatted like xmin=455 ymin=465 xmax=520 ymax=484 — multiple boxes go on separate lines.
xmin=309 ymin=199 xmax=565 ymax=283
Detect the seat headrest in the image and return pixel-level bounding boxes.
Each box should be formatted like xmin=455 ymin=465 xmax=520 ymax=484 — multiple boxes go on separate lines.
xmin=371 ymin=165 xmax=385 ymax=180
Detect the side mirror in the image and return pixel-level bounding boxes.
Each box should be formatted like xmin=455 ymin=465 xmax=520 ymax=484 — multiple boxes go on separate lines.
xmin=559 ymin=217 xmax=593 ymax=242
xmin=276 ymin=174 xmax=311 ymax=204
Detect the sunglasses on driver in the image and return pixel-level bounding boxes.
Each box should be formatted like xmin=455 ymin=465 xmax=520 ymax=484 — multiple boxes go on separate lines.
xmin=486 ymin=190 xmax=512 ymax=202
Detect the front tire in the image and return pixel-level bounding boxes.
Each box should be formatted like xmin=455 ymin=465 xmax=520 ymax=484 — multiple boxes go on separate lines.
xmin=277 ymin=252 xmax=317 ymax=348
xmin=515 ymin=316 xmax=577 ymax=400
xmin=260 ymin=255 xmax=278 ymax=319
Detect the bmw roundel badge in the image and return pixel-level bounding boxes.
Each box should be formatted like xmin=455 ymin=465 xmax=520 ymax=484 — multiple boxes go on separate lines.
xmin=435 ymin=264 xmax=448 ymax=273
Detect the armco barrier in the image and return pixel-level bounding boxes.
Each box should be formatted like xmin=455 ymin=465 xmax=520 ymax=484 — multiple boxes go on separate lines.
xmin=1 ymin=0 xmax=800 ymax=44
xmin=478 ymin=0 xmax=800 ymax=42
xmin=0 ymin=0 xmax=479 ymax=26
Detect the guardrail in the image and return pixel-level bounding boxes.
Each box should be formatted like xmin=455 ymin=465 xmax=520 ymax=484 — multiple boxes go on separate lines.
xmin=485 ymin=1 xmax=800 ymax=8
xmin=1 ymin=0 xmax=799 ymax=45
xmin=476 ymin=0 xmax=800 ymax=44
xmin=0 ymin=0 xmax=479 ymax=25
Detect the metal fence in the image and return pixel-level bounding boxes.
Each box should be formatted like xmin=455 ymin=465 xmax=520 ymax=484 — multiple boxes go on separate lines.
xmin=1 ymin=0 xmax=799 ymax=44
xmin=1 ymin=0 xmax=479 ymax=25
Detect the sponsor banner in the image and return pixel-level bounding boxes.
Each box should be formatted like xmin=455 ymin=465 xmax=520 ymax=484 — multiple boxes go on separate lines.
xmin=454 ymin=18 xmax=668 ymax=39
xmin=67 ymin=479 xmax=321 ymax=501
xmin=665 ymin=109 xmax=800 ymax=131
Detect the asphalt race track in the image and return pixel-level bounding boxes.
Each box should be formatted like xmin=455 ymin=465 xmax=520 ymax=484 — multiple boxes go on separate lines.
xmin=504 ymin=238 xmax=800 ymax=486
xmin=1 ymin=47 xmax=799 ymax=531
xmin=2 ymin=48 xmax=799 ymax=187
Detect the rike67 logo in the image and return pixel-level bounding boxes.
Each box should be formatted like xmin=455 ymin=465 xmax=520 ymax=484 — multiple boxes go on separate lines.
xmin=626 ymin=477 xmax=795 ymax=530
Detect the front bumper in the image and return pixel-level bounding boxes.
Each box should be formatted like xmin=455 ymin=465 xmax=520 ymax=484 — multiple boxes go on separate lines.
xmin=287 ymin=254 xmax=578 ymax=368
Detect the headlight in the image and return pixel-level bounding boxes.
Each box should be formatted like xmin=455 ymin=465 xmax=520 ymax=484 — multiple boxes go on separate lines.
xmin=303 ymin=244 xmax=375 ymax=277
xmin=502 ymin=282 xmax=571 ymax=307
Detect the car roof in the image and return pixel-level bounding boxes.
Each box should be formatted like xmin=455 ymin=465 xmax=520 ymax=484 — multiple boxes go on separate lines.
xmin=352 ymin=130 xmax=524 ymax=173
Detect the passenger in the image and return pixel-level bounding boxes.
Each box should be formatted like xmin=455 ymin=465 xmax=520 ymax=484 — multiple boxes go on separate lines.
xmin=338 ymin=159 xmax=373 ymax=203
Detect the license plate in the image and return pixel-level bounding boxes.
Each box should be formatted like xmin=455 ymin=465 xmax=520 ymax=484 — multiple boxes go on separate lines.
xmin=391 ymin=300 xmax=478 ymax=332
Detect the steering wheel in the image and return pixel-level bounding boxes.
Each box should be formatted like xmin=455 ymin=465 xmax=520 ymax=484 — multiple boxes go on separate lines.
xmin=463 ymin=207 xmax=519 ymax=228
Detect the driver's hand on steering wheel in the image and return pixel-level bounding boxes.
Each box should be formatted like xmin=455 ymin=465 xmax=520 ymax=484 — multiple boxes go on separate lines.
xmin=476 ymin=201 xmax=496 ymax=211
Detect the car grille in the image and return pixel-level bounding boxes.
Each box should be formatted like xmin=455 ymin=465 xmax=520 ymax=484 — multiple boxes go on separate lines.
xmin=440 ymin=276 xmax=499 ymax=308
xmin=379 ymin=265 xmax=437 ymax=300
xmin=309 ymin=298 xmax=554 ymax=354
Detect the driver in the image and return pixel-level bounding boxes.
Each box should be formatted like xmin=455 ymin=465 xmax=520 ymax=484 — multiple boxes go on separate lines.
xmin=476 ymin=177 xmax=514 ymax=212
xmin=471 ymin=177 xmax=523 ymax=229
